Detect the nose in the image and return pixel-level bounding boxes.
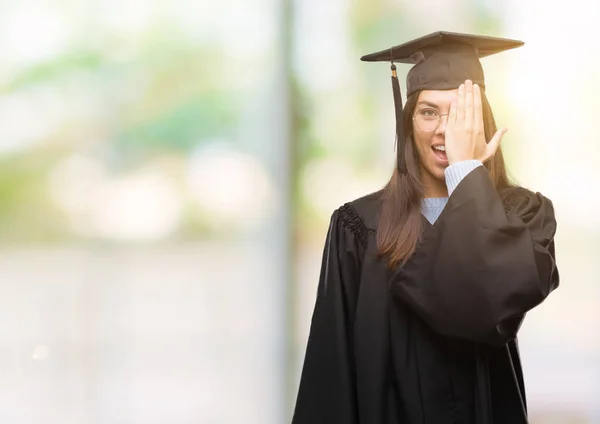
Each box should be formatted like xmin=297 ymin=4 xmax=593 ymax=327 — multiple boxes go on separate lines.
xmin=436 ymin=113 xmax=450 ymax=135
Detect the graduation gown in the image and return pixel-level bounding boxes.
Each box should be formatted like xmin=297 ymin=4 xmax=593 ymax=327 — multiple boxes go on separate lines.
xmin=292 ymin=167 xmax=559 ymax=424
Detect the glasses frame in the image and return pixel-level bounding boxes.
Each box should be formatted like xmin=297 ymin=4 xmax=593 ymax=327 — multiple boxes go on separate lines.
xmin=412 ymin=108 xmax=450 ymax=133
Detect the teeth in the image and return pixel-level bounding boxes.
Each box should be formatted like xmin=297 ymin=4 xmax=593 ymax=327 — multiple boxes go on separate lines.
xmin=433 ymin=145 xmax=446 ymax=152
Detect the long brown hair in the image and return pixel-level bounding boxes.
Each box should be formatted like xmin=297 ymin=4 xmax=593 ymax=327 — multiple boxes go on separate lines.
xmin=377 ymin=90 xmax=512 ymax=269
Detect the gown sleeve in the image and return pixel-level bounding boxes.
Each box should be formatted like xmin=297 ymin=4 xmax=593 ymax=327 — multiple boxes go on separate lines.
xmin=391 ymin=166 xmax=559 ymax=346
xmin=292 ymin=205 xmax=366 ymax=424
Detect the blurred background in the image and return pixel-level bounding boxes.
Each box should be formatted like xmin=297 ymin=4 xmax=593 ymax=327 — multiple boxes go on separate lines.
xmin=0 ymin=0 xmax=598 ymax=423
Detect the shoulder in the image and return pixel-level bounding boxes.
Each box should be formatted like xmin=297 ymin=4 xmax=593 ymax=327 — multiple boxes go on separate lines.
xmin=498 ymin=185 xmax=555 ymax=223
xmin=332 ymin=190 xmax=383 ymax=240
xmin=498 ymin=185 xmax=553 ymax=209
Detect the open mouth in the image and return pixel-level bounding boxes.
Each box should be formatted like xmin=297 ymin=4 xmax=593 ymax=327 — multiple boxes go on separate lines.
xmin=432 ymin=145 xmax=448 ymax=163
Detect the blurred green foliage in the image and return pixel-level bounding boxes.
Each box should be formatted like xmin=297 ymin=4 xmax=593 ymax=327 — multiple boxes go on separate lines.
xmin=0 ymin=0 xmax=507 ymax=244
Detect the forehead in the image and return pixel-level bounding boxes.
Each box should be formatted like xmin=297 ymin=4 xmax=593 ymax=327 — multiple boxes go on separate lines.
xmin=417 ymin=89 xmax=459 ymax=105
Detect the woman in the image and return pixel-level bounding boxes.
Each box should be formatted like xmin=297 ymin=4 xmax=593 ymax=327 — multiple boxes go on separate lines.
xmin=292 ymin=32 xmax=559 ymax=423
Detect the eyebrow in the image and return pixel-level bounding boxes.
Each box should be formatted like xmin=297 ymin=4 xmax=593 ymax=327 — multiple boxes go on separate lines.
xmin=416 ymin=101 xmax=440 ymax=108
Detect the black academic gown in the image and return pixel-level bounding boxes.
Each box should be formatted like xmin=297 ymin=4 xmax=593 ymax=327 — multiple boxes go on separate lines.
xmin=292 ymin=167 xmax=559 ymax=424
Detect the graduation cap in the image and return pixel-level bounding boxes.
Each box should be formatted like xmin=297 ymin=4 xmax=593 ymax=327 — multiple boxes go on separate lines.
xmin=361 ymin=31 xmax=524 ymax=173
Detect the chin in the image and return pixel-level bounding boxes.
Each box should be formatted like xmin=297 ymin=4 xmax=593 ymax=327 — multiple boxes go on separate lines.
xmin=427 ymin=163 xmax=446 ymax=181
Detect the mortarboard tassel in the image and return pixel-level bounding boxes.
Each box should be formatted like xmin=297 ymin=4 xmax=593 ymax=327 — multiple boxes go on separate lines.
xmin=390 ymin=63 xmax=406 ymax=174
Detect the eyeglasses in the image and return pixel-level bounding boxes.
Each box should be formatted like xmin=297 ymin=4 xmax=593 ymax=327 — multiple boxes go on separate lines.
xmin=413 ymin=108 xmax=450 ymax=132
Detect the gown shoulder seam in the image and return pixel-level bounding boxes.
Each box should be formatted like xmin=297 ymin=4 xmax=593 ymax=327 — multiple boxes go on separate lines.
xmin=338 ymin=203 xmax=370 ymax=247
xmin=501 ymin=187 xmax=533 ymax=213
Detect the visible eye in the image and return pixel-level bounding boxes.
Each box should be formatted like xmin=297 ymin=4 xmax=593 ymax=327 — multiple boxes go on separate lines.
xmin=419 ymin=108 xmax=438 ymax=119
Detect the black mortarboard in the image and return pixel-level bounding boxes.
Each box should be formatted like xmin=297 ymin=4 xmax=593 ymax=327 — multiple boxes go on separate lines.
xmin=361 ymin=31 xmax=523 ymax=173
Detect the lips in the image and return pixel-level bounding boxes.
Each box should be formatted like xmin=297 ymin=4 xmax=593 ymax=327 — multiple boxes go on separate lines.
xmin=431 ymin=145 xmax=448 ymax=165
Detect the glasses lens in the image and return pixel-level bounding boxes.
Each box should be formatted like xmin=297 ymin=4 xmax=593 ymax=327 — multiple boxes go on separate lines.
xmin=415 ymin=109 xmax=439 ymax=132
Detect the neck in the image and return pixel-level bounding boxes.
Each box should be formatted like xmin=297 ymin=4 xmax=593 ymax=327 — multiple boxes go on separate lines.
xmin=420 ymin=169 xmax=448 ymax=198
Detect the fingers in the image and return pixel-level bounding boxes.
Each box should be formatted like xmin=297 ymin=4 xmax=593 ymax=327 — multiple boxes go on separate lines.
xmin=457 ymin=83 xmax=465 ymax=123
xmin=473 ymin=83 xmax=483 ymax=133
xmin=449 ymin=101 xmax=457 ymax=126
xmin=481 ymin=128 xmax=508 ymax=162
xmin=465 ymin=80 xmax=473 ymax=130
